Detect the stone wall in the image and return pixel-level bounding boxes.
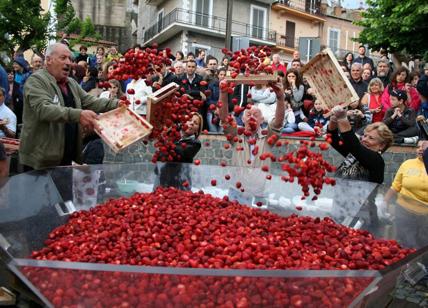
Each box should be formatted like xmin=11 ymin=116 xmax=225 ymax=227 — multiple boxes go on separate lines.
xmin=104 ymin=135 xmax=416 ymax=187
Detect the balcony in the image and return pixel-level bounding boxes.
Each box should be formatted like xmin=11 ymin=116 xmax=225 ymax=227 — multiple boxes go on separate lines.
xmin=143 ymin=8 xmax=277 ymax=46
xmin=272 ymin=0 xmax=326 ymax=22
xmin=274 ymin=35 xmax=300 ymax=53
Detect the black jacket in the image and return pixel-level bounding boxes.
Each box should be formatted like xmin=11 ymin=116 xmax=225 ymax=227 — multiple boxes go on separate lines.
xmin=74 ymin=54 xmax=89 ymax=63
xmin=383 ymin=107 xmax=416 ymax=133
xmin=350 ymin=78 xmax=368 ymax=99
xmin=155 ymin=136 xmax=201 ymax=191
xmin=151 ymin=71 xmax=179 ymax=89
xmin=179 ymin=74 xmax=205 ymax=100
xmin=81 ymin=77 xmax=98 ymax=93
xmin=329 ymin=129 xmax=385 ymax=184
xmin=7 ymin=81 xmax=23 ymax=124
xmin=174 ymin=136 xmax=201 ymax=163
xmin=353 ymin=56 xmax=375 ymax=70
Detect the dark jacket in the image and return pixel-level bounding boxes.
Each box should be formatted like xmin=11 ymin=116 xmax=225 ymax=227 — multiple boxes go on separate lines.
xmin=162 ymin=71 xmax=178 ymax=87
xmin=350 ymin=78 xmax=368 ymax=99
xmin=74 ymin=54 xmax=89 ymax=63
xmin=207 ymin=79 xmax=220 ymax=107
xmin=353 ymin=56 xmax=375 ymax=70
xmin=179 ymin=73 xmax=205 ymax=100
xmin=383 ymin=107 xmax=416 ymax=134
xmin=232 ymin=84 xmax=250 ymax=108
xmin=329 ymin=129 xmax=385 ymax=184
xmin=155 ymin=136 xmax=201 ymax=191
xmin=376 ymin=74 xmax=391 ymax=88
xmin=174 ymin=136 xmax=201 ymax=163
xmin=307 ymin=109 xmax=328 ymax=128
xmin=151 ymin=71 xmax=179 ymax=89
xmin=81 ymin=77 xmax=98 ymax=92
xmin=418 ymin=101 xmax=428 ymax=119
xmin=7 ymin=81 xmax=23 ymax=124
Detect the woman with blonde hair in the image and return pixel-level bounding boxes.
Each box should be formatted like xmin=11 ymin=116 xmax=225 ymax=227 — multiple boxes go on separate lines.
xmin=361 ymin=78 xmax=385 ymax=123
xmin=328 ymin=106 xmax=394 ymax=184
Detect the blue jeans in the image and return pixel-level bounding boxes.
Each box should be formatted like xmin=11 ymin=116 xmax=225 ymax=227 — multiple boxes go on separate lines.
xmin=282 ymin=123 xmax=297 ymax=134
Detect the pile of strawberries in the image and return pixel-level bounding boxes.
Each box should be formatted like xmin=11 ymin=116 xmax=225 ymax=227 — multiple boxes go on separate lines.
xmin=32 ymin=187 xmax=414 ymax=270
xmin=29 ymin=187 xmax=414 ymax=306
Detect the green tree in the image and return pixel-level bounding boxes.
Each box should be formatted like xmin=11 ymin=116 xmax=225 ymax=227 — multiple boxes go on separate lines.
xmin=0 ymin=0 xmax=51 ymax=56
xmin=356 ymin=0 xmax=428 ymax=59
xmin=55 ymin=0 xmax=100 ymax=46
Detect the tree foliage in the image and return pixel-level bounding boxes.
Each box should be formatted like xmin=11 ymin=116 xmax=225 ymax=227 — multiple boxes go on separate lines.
xmin=55 ymin=0 xmax=80 ymax=34
xmin=356 ymin=0 xmax=428 ymax=58
xmin=0 ymin=0 xmax=51 ymax=55
xmin=55 ymin=0 xmax=100 ymax=47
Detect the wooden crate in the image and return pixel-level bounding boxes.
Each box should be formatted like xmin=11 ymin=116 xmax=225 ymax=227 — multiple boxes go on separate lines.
xmin=224 ymin=74 xmax=277 ymax=85
xmin=95 ymin=106 xmax=153 ymax=153
xmin=146 ymin=82 xmax=179 ymax=128
xmin=301 ymin=48 xmax=359 ymax=110
xmin=0 ymin=137 xmax=19 ymax=153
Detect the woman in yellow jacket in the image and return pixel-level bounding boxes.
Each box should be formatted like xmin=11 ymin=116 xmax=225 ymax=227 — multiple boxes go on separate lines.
xmin=384 ymin=140 xmax=428 ymax=248
xmin=390 ymin=140 xmax=428 ymax=211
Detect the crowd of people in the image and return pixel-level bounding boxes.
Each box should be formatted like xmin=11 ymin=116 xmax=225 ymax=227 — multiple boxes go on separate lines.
xmin=2 ymin=43 xmax=427 ymax=143
xmin=0 ymin=41 xmax=427 ymax=196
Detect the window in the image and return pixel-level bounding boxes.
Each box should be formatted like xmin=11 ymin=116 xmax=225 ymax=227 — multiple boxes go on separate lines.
xmin=250 ymin=5 xmax=267 ymax=40
xmin=328 ymin=28 xmax=340 ymax=53
xmin=157 ymin=9 xmax=164 ymax=33
xmin=194 ymin=0 xmax=212 ymax=27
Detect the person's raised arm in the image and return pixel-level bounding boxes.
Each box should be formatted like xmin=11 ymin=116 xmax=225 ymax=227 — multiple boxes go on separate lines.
xmin=331 ymin=105 xmax=353 ymax=133
xmin=270 ymin=81 xmax=285 ymax=130
xmin=219 ymin=80 xmax=230 ymax=124
xmin=331 ymin=105 xmax=384 ymax=177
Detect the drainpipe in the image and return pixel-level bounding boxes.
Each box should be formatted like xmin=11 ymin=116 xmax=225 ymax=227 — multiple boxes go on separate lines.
xmin=225 ymin=0 xmax=234 ymax=49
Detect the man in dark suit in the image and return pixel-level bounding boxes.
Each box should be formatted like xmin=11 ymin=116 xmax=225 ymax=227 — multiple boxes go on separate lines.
xmin=179 ymin=59 xmax=207 ymax=128
xmin=179 ymin=59 xmax=206 ymax=101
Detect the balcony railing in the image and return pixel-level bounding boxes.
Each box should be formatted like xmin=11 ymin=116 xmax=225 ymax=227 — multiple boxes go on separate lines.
xmin=273 ymin=0 xmax=322 ymax=16
xmin=276 ymin=35 xmax=300 ymax=49
xmin=143 ymin=8 xmax=277 ymax=44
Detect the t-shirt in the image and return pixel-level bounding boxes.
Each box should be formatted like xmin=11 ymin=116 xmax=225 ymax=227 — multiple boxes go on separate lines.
xmin=391 ymin=158 xmax=428 ymax=213
xmin=0 ymin=103 xmax=17 ymax=137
